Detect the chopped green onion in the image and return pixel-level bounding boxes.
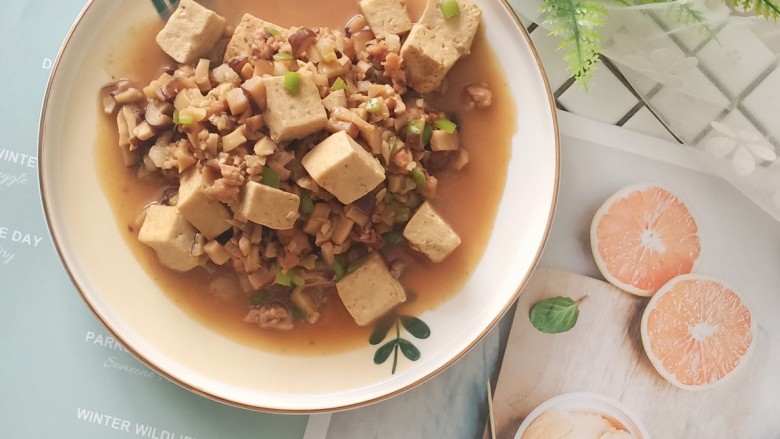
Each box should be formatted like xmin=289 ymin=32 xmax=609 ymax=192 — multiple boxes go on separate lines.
xmin=273 ymin=51 xmax=294 ymax=61
xmin=388 ymin=136 xmax=398 ymax=155
xmin=261 ymin=167 xmax=280 ymax=189
xmin=366 ymin=97 xmax=383 ymax=113
xmin=291 ymin=306 xmax=307 ymax=321
xmin=267 ymin=27 xmax=280 ymax=36
xmin=250 ymin=290 xmax=271 ymax=307
xmin=333 ymin=259 xmax=346 ymax=281
xmin=300 ymin=189 xmax=314 ymax=214
xmin=331 ymin=77 xmax=347 ymax=91
xmin=275 ymin=266 xmax=304 ymax=287
xmin=395 ymin=206 xmax=411 ymax=223
xmin=422 ymin=123 xmax=433 ymax=146
xmin=434 ymin=117 xmax=458 ymax=134
xmin=172 ymin=110 xmax=193 ymax=125
xmin=439 ymin=0 xmax=460 ymax=19
xmin=403 ymin=119 xmax=425 ymax=136
xmin=283 ymin=71 xmax=301 ymax=95
xmin=409 ymin=167 xmax=426 ymax=188
xmin=382 ymin=231 xmax=405 ymax=245
xmin=346 ymin=261 xmax=362 ymax=274
xmin=291 ymin=272 xmax=305 ymax=287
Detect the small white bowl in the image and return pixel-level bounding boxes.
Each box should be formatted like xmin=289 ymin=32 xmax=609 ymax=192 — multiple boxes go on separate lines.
xmin=514 ymin=392 xmax=651 ymax=439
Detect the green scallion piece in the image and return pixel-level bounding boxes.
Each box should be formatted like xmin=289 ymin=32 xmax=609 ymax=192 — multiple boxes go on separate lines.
xmin=300 ymin=189 xmax=314 ymax=214
xmin=382 ymin=231 xmax=405 ymax=245
xmin=267 ymin=27 xmax=280 ymax=36
xmin=276 ymin=266 xmax=305 ymax=287
xmin=439 ymin=0 xmax=460 ymax=19
xmin=250 ymin=290 xmax=271 ymax=307
xmin=290 ymin=272 xmax=306 ymax=287
xmin=346 ymin=261 xmax=362 ymax=274
xmin=403 ymin=119 xmax=425 ymax=136
xmin=172 ymin=110 xmax=193 ymax=125
xmin=422 ymin=123 xmax=433 ymax=146
xmin=395 ymin=206 xmax=411 ymax=223
xmin=291 ymin=306 xmax=307 ymax=321
xmin=273 ymin=51 xmax=294 ymax=61
xmin=283 ymin=71 xmax=301 ymax=95
xmin=261 ymin=167 xmax=280 ymax=189
xmin=409 ymin=167 xmax=426 ymax=188
xmin=331 ymin=77 xmax=347 ymax=91
xmin=333 ymin=259 xmax=346 ymax=281
xmin=366 ymin=97 xmax=383 ymax=113
xmin=434 ymin=117 xmax=458 ymax=134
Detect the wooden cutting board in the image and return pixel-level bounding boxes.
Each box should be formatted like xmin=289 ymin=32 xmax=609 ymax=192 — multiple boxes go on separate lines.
xmin=488 ymin=267 xmax=772 ymax=439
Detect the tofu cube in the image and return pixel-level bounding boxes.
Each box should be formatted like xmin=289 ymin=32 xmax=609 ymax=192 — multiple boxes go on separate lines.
xmin=177 ymin=167 xmax=232 ymax=239
xmin=301 ymin=131 xmax=385 ymax=204
xmin=156 ymin=0 xmax=227 ymax=64
xmin=403 ymin=201 xmax=461 ymax=262
xmin=236 ymin=181 xmax=300 ymax=230
xmin=400 ymin=25 xmax=460 ymax=93
xmin=263 ymin=72 xmax=328 ymax=142
xmin=400 ymin=0 xmax=482 ymax=93
xmin=336 ymin=254 xmax=406 ymax=326
xmin=224 ymin=13 xmax=286 ymax=61
xmin=359 ymin=0 xmax=413 ymax=38
xmin=418 ymin=0 xmax=482 ymax=55
xmin=138 ymin=205 xmax=201 ymax=272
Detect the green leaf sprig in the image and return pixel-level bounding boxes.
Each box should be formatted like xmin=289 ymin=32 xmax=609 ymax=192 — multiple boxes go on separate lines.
xmin=370 ymin=314 xmax=430 ymax=374
xmin=529 ymin=295 xmax=587 ymax=334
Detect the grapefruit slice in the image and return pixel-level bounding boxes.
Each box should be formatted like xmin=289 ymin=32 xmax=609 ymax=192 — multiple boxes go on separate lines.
xmin=641 ymin=274 xmax=754 ymax=390
xmin=590 ymin=185 xmax=701 ymax=296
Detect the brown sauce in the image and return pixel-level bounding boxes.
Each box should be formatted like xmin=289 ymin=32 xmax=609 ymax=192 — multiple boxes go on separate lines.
xmin=96 ymin=0 xmax=515 ymax=355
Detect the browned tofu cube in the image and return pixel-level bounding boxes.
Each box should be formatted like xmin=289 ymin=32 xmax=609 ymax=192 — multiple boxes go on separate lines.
xmin=403 ymin=201 xmax=461 ymax=262
xmin=236 ymin=181 xmax=300 ymax=230
xmin=263 ymin=72 xmax=328 ymax=142
xmin=224 ymin=13 xmax=286 ymax=61
xmin=156 ymin=0 xmax=226 ymax=64
xmin=177 ymin=167 xmax=232 ymax=239
xmin=336 ymin=254 xmax=406 ymax=326
xmin=301 ymin=131 xmax=386 ymax=204
xmin=359 ymin=0 xmax=413 ymax=38
xmin=138 ymin=205 xmax=201 ymax=272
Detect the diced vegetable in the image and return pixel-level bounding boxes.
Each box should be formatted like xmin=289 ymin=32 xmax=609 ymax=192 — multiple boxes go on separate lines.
xmin=172 ymin=110 xmax=193 ymax=125
xmin=250 ymin=289 xmax=271 ymax=307
xmin=403 ymin=119 xmax=425 ymax=136
xmin=409 ymin=167 xmax=426 ymax=188
xmin=333 ymin=258 xmax=347 ymax=281
xmin=267 ymin=27 xmax=280 ymax=36
xmin=434 ymin=117 xmax=457 ymax=134
xmin=283 ymin=71 xmax=301 ymax=95
xmin=330 ymin=77 xmax=347 ymax=91
xmin=261 ymin=166 xmax=281 ymax=189
xmin=382 ymin=231 xmax=405 ymax=245
xmin=439 ymin=0 xmax=460 ymax=19
xmin=300 ymin=189 xmax=314 ymax=214
xmin=273 ymin=51 xmax=294 ymax=61
xmin=366 ymin=97 xmax=383 ymax=113
xmin=276 ymin=266 xmax=305 ymax=287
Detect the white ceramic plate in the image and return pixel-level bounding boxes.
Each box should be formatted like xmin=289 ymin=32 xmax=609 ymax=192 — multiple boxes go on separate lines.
xmin=39 ymin=0 xmax=559 ymax=412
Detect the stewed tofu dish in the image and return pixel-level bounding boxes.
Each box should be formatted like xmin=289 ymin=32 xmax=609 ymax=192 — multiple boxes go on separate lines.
xmin=97 ymin=0 xmax=515 ymax=353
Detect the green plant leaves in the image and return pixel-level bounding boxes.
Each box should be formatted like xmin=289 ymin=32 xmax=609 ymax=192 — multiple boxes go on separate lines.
xmin=369 ymin=315 xmax=395 ymax=345
xmin=374 ymin=340 xmax=397 ymax=364
xmin=397 ymin=339 xmax=420 ymax=361
xmin=529 ymin=296 xmax=585 ymax=334
xmin=370 ymin=314 xmax=430 ymax=373
xmin=400 ymin=316 xmax=430 ymax=339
